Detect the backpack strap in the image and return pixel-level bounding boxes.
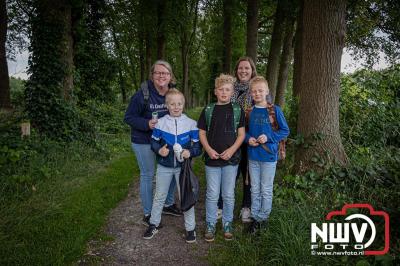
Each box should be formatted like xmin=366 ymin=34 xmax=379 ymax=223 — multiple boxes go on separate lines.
xmin=232 ymin=102 xmax=241 ymax=135
xmin=139 ymin=81 xmax=150 ymax=115
xmin=204 ymin=103 xmax=216 ymax=132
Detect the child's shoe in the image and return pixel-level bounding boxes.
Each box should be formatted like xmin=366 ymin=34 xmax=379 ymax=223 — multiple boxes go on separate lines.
xmin=223 ymin=222 xmax=233 ymax=241
xmin=247 ymin=218 xmax=260 ymax=235
xmin=240 ymin=207 xmax=251 ymax=223
xmin=143 ymin=224 xmax=159 ymax=239
xmin=204 ymin=223 xmax=216 ymax=242
xmin=186 ymin=229 xmax=196 ymax=243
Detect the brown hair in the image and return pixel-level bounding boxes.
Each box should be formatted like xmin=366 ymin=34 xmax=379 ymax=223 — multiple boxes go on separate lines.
xmin=233 ymin=56 xmax=257 ymax=81
xmin=215 ymin=74 xmax=236 ymax=89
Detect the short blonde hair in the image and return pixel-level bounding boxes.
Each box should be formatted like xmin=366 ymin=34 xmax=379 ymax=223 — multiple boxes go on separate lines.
xmin=249 ymin=76 xmax=269 ymax=91
xmin=215 ymin=74 xmax=236 ymax=89
xmin=165 ymin=88 xmax=185 ymax=104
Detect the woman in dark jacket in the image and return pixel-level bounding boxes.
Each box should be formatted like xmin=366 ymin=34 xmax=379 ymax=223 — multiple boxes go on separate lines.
xmin=124 ymin=60 xmax=181 ymax=226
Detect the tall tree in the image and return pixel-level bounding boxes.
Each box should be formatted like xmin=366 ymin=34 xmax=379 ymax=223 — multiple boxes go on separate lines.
xmin=222 ymin=0 xmax=232 ymax=73
xmin=156 ymin=1 xmax=166 ymax=59
xmin=0 ymin=0 xmax=11 ymax=110
xmin=265 ymin=0 xmax=286 ymax=101
xmin=294 ymin=0 xmax=348 ymax=172
xmin=174 ymin=0 xmax=200 ymax=107
xmin=246 ymin=0 xmax=259 ymax=63
xmin=275 ymin=14 xmax=295 ymax=108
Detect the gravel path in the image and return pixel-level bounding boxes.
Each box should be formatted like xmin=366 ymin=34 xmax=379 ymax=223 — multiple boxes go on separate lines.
xmin=80 ymin=180 xmax=211 ymax=265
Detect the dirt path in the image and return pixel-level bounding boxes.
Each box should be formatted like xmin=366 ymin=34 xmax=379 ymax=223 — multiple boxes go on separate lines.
xmin=80 ymin=180 xmax=211 ymax=265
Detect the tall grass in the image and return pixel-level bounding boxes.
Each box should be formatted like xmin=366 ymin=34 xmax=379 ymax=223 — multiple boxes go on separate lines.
xmin=0 ymin=135 xmax=136 ymax=265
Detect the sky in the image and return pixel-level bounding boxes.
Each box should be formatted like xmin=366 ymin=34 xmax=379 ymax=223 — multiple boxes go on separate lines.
xmin=7 ymin=48 xmax=390 ymax=80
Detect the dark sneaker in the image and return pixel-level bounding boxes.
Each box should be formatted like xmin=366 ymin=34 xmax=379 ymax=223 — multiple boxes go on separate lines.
xmin=186 ymin=230 xmax=196 ymax=243
xmin=247 ymin=219 xmax=261 ymax=235
xmin=204 ymin=223 xmax=216 ymax=242
xmin=143 ymin=224 xmax=159 ymax=240
xmin=142 ymin=215 xmax=150 ymax=227
xmin=162 ymin=204 xmax=182 ymax=216
xmin=223 ymin=222 xmax=233 ymax=241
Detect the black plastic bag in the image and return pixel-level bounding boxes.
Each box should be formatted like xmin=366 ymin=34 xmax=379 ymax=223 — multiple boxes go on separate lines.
xmin=179 ymin=159 xmax=199 ymax=212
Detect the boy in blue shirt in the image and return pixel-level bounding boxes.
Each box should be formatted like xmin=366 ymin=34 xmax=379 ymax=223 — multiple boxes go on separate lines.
xmin=246 ymin=76 xmax=290 ymax=234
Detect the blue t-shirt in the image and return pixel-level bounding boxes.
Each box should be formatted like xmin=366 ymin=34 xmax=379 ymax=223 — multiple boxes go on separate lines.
xmin=245 ymin=105 xmax=290 ymax=162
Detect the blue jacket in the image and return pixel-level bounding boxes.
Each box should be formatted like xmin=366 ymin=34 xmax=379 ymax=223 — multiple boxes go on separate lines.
xmin=151 ymin=114 xmax=202 ymax=168
xmin=124 ymin=80 xmax=169 ymax=144
xmin=245 ymin=106 xmax=290 ymax=162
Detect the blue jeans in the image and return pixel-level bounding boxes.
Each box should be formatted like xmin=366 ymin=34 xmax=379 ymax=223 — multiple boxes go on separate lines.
xmin=150 ymin=164 xmax=195 ymax=231
xmin=205 ymin=165 xmax=238 ymax=226
xmin=248 ymin=160 xmax=277 ymax=222
xmin=131 ymin=143 xmax=176 ymax=216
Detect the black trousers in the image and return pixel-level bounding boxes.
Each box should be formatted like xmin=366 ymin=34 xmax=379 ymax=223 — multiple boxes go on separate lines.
xmin=217 ymin=143 xmax=251 ymax=209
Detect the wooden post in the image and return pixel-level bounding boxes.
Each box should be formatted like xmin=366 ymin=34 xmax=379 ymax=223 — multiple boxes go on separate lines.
xmin=21 ymin=121 xmax=30 ymax=137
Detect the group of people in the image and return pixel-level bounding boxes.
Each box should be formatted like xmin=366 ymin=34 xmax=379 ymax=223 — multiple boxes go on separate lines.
xmin=124 ymin=57 xmax=290 ymax=244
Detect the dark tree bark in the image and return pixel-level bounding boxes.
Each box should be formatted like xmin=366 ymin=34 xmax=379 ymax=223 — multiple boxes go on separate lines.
xmin=0 ymin=0 xmax=11 ymax=110
xmin=294 ymin=0 xmax=348 ymax=173
xmin=246 ymin=0 xmax=259 ymax=63
xmin=292 ymin=0 xmax=303 ymax=98
xmin=156 ymin=1 xmax=166 ymax=59
xmin=62 ymin=4 xmax=73 ymax=101
xmin=265 ymin=0 xmax=286 ymax=101
xmin=179 ymin=0 xmax=199 ymax=108
xmin=275 ymin=17 xmax=295 ymax=108
xmin=222 ymin=0 xmax=232 ymax=73
xmin=138 ymin=12 xmax=145 ymax=83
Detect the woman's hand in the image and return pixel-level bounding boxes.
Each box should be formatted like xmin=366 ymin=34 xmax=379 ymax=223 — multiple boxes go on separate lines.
xmin=148 ymin=119 xmax=157 ymax=129
xmin=159 ymin=144 xmax=170 ymax=157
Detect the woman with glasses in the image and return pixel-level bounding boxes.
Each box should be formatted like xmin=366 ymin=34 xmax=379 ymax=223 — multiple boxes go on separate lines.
xmin=124 ymin=60 xmax=182 ymax=227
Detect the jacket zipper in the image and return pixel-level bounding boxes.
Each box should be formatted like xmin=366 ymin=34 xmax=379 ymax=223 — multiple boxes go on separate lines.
xmin=174 ymin=119 xmax=178 ymax=168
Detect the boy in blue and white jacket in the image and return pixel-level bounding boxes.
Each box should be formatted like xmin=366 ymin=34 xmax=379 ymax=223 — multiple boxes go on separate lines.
xmin=143 ymin=89 xmax=202 ymax=243
xmin=245 ymin=76 xmax=289 ymax=234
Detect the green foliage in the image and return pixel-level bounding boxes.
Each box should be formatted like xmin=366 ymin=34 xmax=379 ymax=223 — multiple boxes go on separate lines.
xmin=340 ymin=65 xmax=400 ymax=149
xmin=9 ymin=77 xmax=26 ymax=106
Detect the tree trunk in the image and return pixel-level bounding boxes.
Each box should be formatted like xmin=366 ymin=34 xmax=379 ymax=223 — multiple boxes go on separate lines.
xmin=292 ymin=0 xmax=303 ymax=98
xmin=246 ymin=0 xmax=259 ymax=63
xmin=275 ymin=17 xmax=295 ymax=108
xmin=156 ymin=1 xmax=166 ymax=59
xmin=222 ymin=0 xmax=232 ymax=73
xmin=294 ymin=0 xmax=348 ymax=173
xmin=137 ymin=1 xmax=146 ymax=83
xmin=0 ymin=0 xmax=11 ymax=110
xmin=62 ymin=5 xmax=74 ymax=101
xmin=181 ymin=44 xmax=190 ymax=106
xmin=265 ymin=0 xmax=285 ymax=101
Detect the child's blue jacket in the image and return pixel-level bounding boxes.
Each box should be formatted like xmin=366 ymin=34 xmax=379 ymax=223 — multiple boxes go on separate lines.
xmin=151 ymin=114 xmax=202 ymax=168
xmin=245 ymin=106 xmax=290 ymax=162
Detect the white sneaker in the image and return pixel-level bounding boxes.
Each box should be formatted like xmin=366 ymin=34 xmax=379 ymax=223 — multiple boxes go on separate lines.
xmin=240 ymin=207 xmax=251 ymax=223
xmin=217 ymin=209 xmax=222 ymax=220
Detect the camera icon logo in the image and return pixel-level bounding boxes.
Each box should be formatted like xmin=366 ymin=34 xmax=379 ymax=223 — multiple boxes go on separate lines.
xmin=311 ymin=203 xmax=390 ymax=256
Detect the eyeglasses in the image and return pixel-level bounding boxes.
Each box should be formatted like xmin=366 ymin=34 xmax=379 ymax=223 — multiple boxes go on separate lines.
xmin=153 ymin=71 xmax=170 ymax=76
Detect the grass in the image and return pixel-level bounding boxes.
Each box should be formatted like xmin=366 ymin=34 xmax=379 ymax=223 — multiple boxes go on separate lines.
xmin=0 ymin=134 xmax=137 ymax=265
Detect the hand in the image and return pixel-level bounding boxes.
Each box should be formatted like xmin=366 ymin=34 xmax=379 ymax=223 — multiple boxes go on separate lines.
xmin=220 ymin=148 xmax=234 ymax=161
xmin=257 ymin=134 xmax=267 ymax=144
xmin=206 ymin=148 xmax=220 ymax=160
xmin=182 ymin=149 xmax=191 ymax=159
xmin=148 ymin=119 xmax=157 ymax=130
xmin=249 ymin=137 xmax=259 ymax=147
xmin=159 ymin=144 xmax=170 ymax=157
